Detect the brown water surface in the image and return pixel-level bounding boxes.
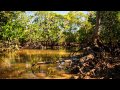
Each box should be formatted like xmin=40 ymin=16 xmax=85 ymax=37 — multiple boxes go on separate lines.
xmin=0 ymin=48 xmax=80 ymax=79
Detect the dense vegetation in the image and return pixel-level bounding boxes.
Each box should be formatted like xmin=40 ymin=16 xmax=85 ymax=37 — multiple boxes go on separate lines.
xmin=0 ymin=11 xmax=119 ymax=50
xmin=0 ymin=11 xmax=120 ymax=79
xmin=0 ymin=11 xmax=94 ymax=50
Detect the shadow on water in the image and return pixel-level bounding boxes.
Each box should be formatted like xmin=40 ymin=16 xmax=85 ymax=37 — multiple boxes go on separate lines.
xmin=0 ymin=47 xmax=80 ymax=79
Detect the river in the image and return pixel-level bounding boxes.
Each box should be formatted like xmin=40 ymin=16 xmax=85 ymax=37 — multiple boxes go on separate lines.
xmin=0 ymin=48 xmax=80 ymax=79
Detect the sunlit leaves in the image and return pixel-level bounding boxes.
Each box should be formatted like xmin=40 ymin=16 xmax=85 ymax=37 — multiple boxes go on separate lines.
xmin=0 ymin=11 xmax=30 ymax=45
xmin=1 ymin=11 xmax=120 ymax=48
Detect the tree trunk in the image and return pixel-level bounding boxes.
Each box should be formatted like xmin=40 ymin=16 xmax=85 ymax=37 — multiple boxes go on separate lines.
xmin=92 ymin=11 xmax=101 ymax=45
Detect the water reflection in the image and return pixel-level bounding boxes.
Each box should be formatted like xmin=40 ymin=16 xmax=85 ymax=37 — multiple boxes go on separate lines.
xmin=0 ymin=48 xmax=79 ymax=79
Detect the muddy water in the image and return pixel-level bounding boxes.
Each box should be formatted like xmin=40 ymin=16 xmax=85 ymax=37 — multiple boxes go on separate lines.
xmin=0 ymin=49 xmax=80 ymax=79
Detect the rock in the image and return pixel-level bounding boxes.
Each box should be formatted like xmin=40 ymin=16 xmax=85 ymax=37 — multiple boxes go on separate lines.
xmin=64 ymin=60 xmax=72 ymax=63
xmin=80 ymin=58 xmax=85 ymax=63
xmin=107 ymin=63 xmax=113 ymax=68
xmin=86 ymin=54 xmax=94 ymax=60
xmin=64 ymin=60 xmax=72 ymax=67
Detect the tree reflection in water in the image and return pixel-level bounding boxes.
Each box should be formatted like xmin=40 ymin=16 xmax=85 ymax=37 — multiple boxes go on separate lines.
xmin=0 ymin=49 xmax=79 ymax=79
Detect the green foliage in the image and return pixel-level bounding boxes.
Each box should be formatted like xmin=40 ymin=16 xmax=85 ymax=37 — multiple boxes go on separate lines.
xmin=0 ymin=11 xmax=120 ymax=49
xmin=100 ymin=11 xmax=120 ymax=44
xmin=62 ymin=11 xmax=93 ymax=43
xmin=0 ymin=11 xmax=29 ymax=47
